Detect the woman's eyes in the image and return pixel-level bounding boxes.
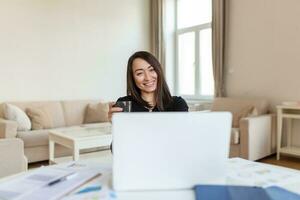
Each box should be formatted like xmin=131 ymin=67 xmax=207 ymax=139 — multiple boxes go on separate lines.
xmin=135 ymin=68 xmax=155 ymax=76
xmin=149 ymin=67 xmax=156 ymax=72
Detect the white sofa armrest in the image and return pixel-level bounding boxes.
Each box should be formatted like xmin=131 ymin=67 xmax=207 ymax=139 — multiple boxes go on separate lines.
xmin=0 ymin=138 xmax=28 ymax=178
xmin=239 ymin=114 xmax=275 ymax=161
xmin=0 ymin=118 xmax=18 ymax=138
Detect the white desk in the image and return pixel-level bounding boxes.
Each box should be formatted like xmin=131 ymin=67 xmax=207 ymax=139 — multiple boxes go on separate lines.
xmin=115 ymin=158 xmax=300 ymax=200
xmin=116 ymin=190 xmax=195 ymax=200
xmin=277 ymin=105 xmax=300 ymax=160
xmin=1 ymin=158 xmax=300 ymax=200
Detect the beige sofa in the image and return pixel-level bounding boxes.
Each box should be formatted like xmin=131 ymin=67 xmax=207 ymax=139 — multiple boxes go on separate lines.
xmin=0 ymin=138 xmax=27 ymax=178
xmin=211 ymin=97 xmax=276 ymax=161
xmin=0 ymin=100 xmax=111 ymax=163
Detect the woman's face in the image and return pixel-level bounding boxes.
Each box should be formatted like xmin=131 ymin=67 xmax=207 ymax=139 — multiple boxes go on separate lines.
xmin=132 ymin=58 xmax=158 ymax=94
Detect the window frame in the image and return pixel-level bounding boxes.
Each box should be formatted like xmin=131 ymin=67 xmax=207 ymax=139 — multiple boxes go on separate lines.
xmin=174 ymin=0 xmax=213 ymax=100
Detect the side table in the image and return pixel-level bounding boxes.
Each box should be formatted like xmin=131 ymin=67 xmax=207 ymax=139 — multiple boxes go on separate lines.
xmin=277 ymin=105 xmax=300 ymax=160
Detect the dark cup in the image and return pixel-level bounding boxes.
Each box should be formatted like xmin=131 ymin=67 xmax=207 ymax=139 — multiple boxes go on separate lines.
xmin=114 ymin=101 xmax=132 ymax=112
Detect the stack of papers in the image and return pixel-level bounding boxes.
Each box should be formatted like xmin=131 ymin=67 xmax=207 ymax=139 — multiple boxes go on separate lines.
xmin=226 ymin=158 xmax=300 ymax=189
xmin=0 ymin=162 xmax=111 ymax=200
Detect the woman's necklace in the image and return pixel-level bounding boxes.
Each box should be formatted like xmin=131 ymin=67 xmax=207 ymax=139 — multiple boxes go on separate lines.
xmin=141 ymin=94 xmax=155 ymax=112
xmin=144 ymin=106 xmax=154 ymax=112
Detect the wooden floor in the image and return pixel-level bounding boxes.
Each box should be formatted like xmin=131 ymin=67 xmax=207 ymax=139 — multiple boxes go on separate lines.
xmin=259 ymin=154 xmax=300 ymax=170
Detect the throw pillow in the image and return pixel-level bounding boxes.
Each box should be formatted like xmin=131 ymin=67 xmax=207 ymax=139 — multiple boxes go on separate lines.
xmin=3 ymin=103 xmax=31 ymax=131
xmin=26 ymin=107 xmax=53 ymax=130
xmin=210 ymin=98 xmax=258 ymax=128
xmin=232 ymin=106 xmax=254 ymax=128
xmin=84 ymin=102 xmax=109 ymax=123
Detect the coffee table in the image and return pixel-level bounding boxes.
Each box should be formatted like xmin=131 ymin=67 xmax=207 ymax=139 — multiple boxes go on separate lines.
xmin=48 ymin=123 xmax=112 ymax=164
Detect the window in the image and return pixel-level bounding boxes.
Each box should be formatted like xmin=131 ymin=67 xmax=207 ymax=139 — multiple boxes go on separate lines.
xmin=175 ymin=0 xmax=214 ymax=99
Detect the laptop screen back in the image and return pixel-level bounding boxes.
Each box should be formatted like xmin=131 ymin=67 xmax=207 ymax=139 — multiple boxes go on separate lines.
xmin=112 ymin=112 xmax=232 ymax=191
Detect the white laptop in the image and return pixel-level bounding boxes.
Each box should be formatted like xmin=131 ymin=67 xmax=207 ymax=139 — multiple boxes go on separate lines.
xmin=112 ymin=112 xmax=232 ymax=191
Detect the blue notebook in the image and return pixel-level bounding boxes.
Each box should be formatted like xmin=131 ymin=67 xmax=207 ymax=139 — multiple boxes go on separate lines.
xmin=194 ymin=185 xmax=300 ymax=200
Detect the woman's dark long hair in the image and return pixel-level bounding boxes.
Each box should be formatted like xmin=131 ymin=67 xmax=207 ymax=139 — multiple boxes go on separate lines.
xmin=127 ymin=51 xmax=172 ymax=111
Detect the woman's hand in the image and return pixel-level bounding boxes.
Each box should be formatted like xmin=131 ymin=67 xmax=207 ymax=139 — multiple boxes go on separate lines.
xmin=108 ymin=102 xmax=123 ymax=122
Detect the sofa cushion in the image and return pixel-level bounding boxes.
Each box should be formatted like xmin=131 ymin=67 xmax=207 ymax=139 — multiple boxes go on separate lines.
xmin=17 ymin=125 xmax=83 ymax=147
xmin=3 ymin=103 xmax=31 ymax=131
xmin=211 ymin=98 xmax=269 ymax=128
xmin=61 ymin=100 xmax=99 ymax=126
xmin=26 ymin=107 xmax=53 ymax=130
xmin=84 ymin=102 xmax=109 ymax=123
xmin=232 ymin=106 xmax=254 ymax=128
xmin=1 ymin=101 xmax=66 ymax=128
xmin=0 ymin=104 xmax=6 ymax=118
xmin=17 ymin=129 xmax=50 ymax=147
xmin=211 ymin=98 xmax=269 ymax=115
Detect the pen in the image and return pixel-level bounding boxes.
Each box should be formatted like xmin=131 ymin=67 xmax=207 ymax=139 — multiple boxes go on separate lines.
xmin=48 ymin=172 xmax=77 ymax=186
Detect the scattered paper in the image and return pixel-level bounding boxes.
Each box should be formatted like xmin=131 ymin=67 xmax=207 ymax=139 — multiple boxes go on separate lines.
xmin=226 ymin=158 xmax=300 ymax=189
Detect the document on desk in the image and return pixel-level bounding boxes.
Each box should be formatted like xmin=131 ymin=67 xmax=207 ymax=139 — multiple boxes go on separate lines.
xmin=226 ymin=158 xmax=300 ymax=188
xmin=0 ymin=166 xmax=78 ymax=200
xmin=22 ymin=170 xmax=101 ymax=200
xmin=0 ymin=163 xmax=102 ymax=200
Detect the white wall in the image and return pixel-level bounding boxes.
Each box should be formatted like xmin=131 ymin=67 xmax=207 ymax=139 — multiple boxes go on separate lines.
xmin=225 ymin=0 xmax=300 ymax=146
xmin=0 ymin=0 xmax=151 ymax=102
xmin=225 ymin=0 xmax=300 ymax=107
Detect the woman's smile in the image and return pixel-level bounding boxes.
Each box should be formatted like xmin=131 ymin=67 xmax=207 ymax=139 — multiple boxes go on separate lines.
xmin=143 ymin=81 xmax=156 ymax=87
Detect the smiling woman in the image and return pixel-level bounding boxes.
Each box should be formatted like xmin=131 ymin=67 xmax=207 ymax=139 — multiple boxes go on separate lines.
xmin=108 ymin=51 xmax=188 ymax=121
